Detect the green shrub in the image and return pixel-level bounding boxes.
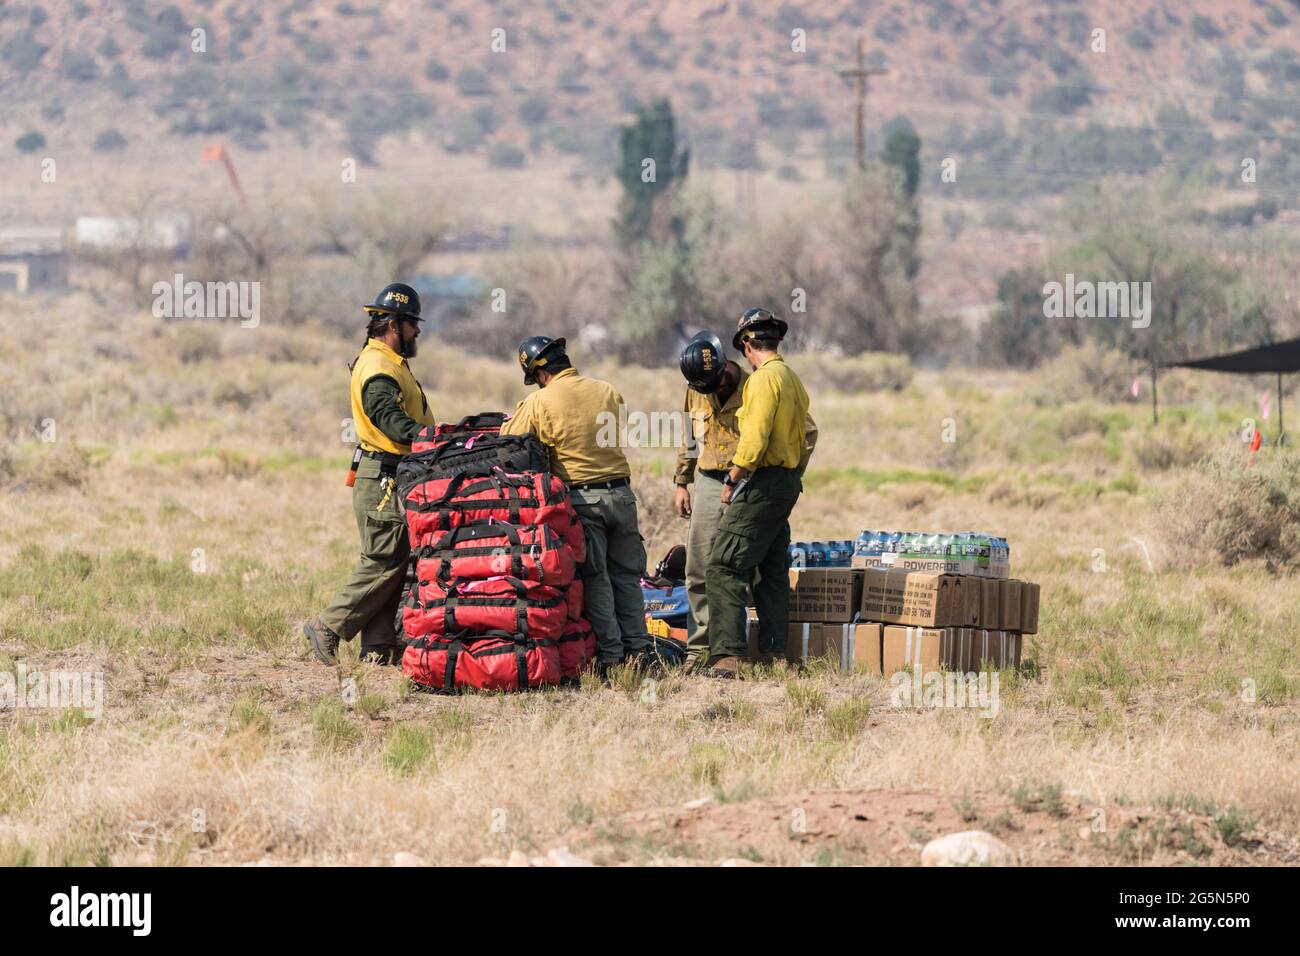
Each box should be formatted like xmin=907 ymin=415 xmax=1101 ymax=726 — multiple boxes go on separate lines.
xmin=1029 ymin=83 xmax=1091 ymax=116
xmin=312 ymin=699 xmax=361 ymax=752
xmin=824 ymin=698 xmax=871 ymax=738
xmin=425 ymin=56 xmax=449 ymax=81
xmin=1160 ymin=448 xmax=1300 ymax=571
xmin=93 ymin=129 xmax=128 ymax=152
xmin=384 ymin=725 xmax=434 ymax=777
xmin=108 ymin=63 xmax=136 ymax=99
xmin=1191 ymin=16 xmax=1222 ymax=40
xmin=0 ymin=30 xmax=47 ymax=74
xmin=797 ymin=351 xmax=913 ymax=393
xmin=1128 ymin=421 xmax=1209 ymax=471
xmin=1126 ymin=28 xmax=1153 ymax=51
xmin=1036 ymin=342 xmax=1134 ymax=402
xmin=455 ymin=67 xmax=490 ymax=95
xmin=488 ymin=143 xmax=526 ymax=169
xmin=15 ymin=130 xmax=45 ymax=153
xmin=229 ymin=693 xmax=271 ymax=735
xmin=59 ymin=50 xmax=99 ymax=82
xmin=518 ymin=94 xmax=548 ymax=125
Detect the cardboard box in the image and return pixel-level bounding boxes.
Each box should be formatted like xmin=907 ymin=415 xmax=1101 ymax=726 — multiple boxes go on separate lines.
xmin=1019 ymin=581 xmax=1040 ymax=634
xmin=818 ymin=622 xmax=883 ymax=674
xmin=1000 ymin=580 xmax=1023 ymax=631
xmin=882 ymin=625 xmax=968 ymax=676
xmin=962 ymin=628 xmax=1022 ymax=669
xmin=746 ymin=616 xmax=818 ymax=663
xmin=783 ymin=620 xmax=821 ymax=662
xmin=861 ymin=568 xmax=965 ymax=627
xmin=743 ymin=620 xmax=883 ymax=674
xmin=942 ymin=576 xmax=980 ymax=626
xmin=979 ymin=578 xmax=1000 ymax=629
xmin=789 ymin=568 xmax=862 ymax=622
xmin=885 ymin=626 xmax=1023 ymax=676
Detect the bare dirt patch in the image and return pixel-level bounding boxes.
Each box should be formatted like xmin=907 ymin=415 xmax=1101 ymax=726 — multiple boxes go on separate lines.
xmin=572 ymin=788 xmax=1300 ymax=867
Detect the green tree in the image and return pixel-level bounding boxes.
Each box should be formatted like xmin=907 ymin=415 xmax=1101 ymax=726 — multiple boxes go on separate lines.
xmin=613 ymin=97 xmax=689 ymax=249
xmin=981 ymin=268 xmax=1070 ymax=367
xmin=1056 ymin=180 xmax=1241 ymax=365
xmin=881 ymin=120 xmax=922 ymax=278
xmin=881 ymin=124 xmax=920 ymax=200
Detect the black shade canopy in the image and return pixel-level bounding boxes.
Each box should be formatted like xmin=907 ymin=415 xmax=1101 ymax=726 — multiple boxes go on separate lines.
xmin=1168 ymin=337 xmax=1300 ymax=374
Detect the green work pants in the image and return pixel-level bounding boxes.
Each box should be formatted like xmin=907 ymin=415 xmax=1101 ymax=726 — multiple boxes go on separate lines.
xmin=705 ymin=467 xmax=801 ymax=661
xmin=318 ymin=457 xmax=408 ymax=655
xmin=684 ymin=472 xmax=726 ymax=666
xmin=570 ymin=483 xmax=651 ymax=664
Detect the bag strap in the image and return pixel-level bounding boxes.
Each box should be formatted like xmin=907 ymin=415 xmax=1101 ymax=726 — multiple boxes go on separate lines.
xmin=440 ymin=522 xmax=523 ymax=548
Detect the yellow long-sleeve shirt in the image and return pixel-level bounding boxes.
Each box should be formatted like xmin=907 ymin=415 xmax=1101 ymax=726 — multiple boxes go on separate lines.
xmin=675 ymin=362 xmax=818 ymax=484
xmin=733 ymin=353 xmax=811 ymax=472
xmin=500 ymin=368 xmax=631 ymax=485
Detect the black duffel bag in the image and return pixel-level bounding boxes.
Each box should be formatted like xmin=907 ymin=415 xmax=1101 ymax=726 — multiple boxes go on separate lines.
xmin=397 ymin=432 xmax=548 ymax=495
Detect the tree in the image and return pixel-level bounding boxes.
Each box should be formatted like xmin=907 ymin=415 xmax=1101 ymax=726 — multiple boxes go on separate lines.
xmin=1057 ymin=180 xmax=1237 ymax=365
xmin=881 ymin=123 xmax=920 ymax=200
xmin=881 ymin=119 xmax=922 ymax=278
xmin=613 ymin=97 xmax=690 ymax=249
xmin=981 ymin=268 xmax=1072 ymax=367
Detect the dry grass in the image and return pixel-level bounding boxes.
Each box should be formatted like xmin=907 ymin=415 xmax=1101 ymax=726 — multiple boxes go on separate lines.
xmin=1 ymin=296 xmax=1298 ymax=866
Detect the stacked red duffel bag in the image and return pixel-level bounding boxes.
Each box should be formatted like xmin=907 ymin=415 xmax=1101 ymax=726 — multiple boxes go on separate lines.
xmin=395 ymin=413 xmax=596 ymax=692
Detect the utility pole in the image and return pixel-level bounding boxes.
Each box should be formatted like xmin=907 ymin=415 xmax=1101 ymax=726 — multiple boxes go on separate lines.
xmin=836 ymin=36 xmax=888 ymax=170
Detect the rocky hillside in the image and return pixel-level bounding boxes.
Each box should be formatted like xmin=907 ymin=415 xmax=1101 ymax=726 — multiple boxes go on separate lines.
xmin=3 ymin=0 xmax=1298 ymax=201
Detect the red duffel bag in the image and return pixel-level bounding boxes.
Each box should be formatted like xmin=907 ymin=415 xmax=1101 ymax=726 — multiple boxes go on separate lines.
xmin=565 ymin=577 xmax=584 ymax=621
xmin=419 ymin=522 xmax=577 ymax=587
xmin=556 ymin=619 xmax=596 ymax=681
xmin=402 ymin=630 xmax=560 ymax=692
xmin=404 ymin=470 xmax=577 ymax=547
xmin=401 ymin=575 xmax=568 ymax=643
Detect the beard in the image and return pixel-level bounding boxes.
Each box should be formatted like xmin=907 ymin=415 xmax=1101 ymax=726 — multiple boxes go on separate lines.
xmin=400 ymin=334 xmax=419 ymax=358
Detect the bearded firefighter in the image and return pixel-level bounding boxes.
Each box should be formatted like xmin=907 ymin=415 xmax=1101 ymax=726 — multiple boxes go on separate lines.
xmin=303 ymin=283 xmax=436 ymax=666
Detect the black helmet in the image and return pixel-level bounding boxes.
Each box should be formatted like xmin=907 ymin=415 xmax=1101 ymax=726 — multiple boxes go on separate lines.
xmin=518 ymin=335 xmax=567 ymax=385
xmin=363 ymin=282 xmax=423 ymax=322
xmin=680 ymin=331 xmax=727 ymax=393
xmin=732 ymin=307 xmax=788 ymax=350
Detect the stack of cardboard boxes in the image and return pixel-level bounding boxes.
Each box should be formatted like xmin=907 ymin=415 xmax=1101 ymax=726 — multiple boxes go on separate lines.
xmin=746 ymin=544 xmax=1040 ymax=677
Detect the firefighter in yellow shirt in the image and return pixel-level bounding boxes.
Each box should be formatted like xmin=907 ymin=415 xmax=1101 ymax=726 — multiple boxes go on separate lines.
xmin=675 ymin=331 xmax=817 ymax=674
xmin=705 ymin=309 xmax=811 ymax=678
xmin=501 ymin=336 xmax=653 ymax=674
xmin=304 ymin=283 xmax=436 ymax=666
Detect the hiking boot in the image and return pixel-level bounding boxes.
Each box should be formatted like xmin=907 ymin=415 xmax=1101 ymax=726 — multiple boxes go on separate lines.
xmin=683 ymin=654 xmax=705 ymax=676
xmin=633 ymin=652 xmax=666 ymax=679
xmin=594 ymin=659 xmax=624 ymax=681
xmin=303 ymin=618 xmax=341 ymax=666
xmin=360 ymin=644 xmax=402 ymax=666
xmin=705 ymin=656 xmax=744 ymax=680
